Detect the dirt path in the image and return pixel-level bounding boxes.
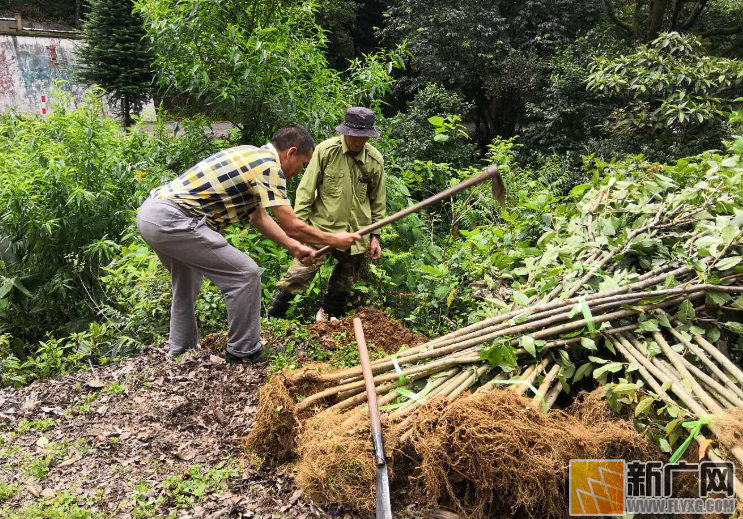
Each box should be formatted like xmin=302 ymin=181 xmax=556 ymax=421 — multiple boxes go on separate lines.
xmin=0 ymin=348 xmax=359 ymax=518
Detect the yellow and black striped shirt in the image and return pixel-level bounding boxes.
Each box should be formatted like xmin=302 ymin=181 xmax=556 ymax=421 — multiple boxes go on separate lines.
xmin=151 ymin=144 xmax=290 ymax=230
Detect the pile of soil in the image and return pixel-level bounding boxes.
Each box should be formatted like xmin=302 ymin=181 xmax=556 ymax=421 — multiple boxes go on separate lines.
xmin=309 ymin=307 xmax=426 ymax=354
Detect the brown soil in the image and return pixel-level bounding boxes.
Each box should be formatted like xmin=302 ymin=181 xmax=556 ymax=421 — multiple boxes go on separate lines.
xmin=0 ymin=347 xmax=400 ymax=518
xmin=308 ymin=307 xmax=426 ymax=354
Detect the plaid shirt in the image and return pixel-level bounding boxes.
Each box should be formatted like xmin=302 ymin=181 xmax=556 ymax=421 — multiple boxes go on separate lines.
xmin=151 ymin=144 xmax=290 ymax=230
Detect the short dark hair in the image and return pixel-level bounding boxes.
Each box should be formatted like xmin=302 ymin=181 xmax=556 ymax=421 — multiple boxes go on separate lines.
xmin=270 ymin=125 xmax=315 ymax=155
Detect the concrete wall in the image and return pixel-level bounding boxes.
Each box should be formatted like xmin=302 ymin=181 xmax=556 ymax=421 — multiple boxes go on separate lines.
xmin=0 ymin=34 xmax=153 ymax=118
xmin=0 ymin=35 xmax=91 ymax=114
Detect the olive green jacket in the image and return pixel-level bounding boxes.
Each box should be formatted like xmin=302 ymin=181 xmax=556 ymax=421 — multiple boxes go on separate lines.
xmin=294 ymin=136 xmax=386 ymax=255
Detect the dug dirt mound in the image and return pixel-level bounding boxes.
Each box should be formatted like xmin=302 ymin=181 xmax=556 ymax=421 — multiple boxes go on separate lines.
xmin=309 ymin=307 xmax=426 ymax=353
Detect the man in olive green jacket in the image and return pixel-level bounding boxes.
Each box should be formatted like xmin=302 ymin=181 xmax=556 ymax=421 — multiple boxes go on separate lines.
xmin=267 ymin=107 xmax=386 ymax=321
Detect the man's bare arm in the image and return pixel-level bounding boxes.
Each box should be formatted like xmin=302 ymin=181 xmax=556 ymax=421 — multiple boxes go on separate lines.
xmin=249 ymin=208 xmax=315 ymax=264
xmin=271 ymin=205 xmax=360 ymax=250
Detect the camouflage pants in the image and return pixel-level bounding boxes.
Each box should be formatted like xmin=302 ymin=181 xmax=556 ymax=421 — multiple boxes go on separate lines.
xmin=275 ymin=248 xmax=366 ymax=296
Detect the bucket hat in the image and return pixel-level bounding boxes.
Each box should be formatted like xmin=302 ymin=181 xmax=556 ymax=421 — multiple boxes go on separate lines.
xmin=335 ymin=107 xmax=380 ymax=138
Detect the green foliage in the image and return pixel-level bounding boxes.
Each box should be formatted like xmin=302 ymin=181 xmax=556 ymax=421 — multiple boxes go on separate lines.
xmin=0 ymin=323 xmax=120 ymax=388
xmin=588 ymin=32 xmax=743 ymax=159
xmin=0 ymin=481 xmax=18 ymax=503
xmin=380 ymin=0 xmax=603 ymax=142
xmin=520 ymin=30 xmax=628 ymax=161
xmin=76 ymin=0 xmax=154 ymax=126
xmin=161 ymin=463 xmax=238 ymax=509
xmin=386 ymin=84 xmax=477 ymax=170
xmin=16 ymin=419 xmax=56 ymax=434
xmin=0 ymin=90 xmax=170 ymax=346
xmin=314 ymin=0 xmax=362 ymax=69
xmin=96 ymin=235 xmax=172 ymax=349
xmin=134 ymin=0 xmax=398 ymax=143
xmin=603 ymin=0 xmax=743 ymax=46
xmin=3 ymin=489 xmax=104 ymax=519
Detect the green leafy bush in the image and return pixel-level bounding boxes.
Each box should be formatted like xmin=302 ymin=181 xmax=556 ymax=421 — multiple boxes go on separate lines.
xmin=0 ymin=88 xmax=227 ymax=355
xmin=386 ymin=84 xmax=477 ymax=171
xmin=135 ymin=0 xmax=399 ymax=143
xmin=588 ymin=32 xmax=743 ymax=160
xmin=0 ymin=89 xmax=165 ymax=345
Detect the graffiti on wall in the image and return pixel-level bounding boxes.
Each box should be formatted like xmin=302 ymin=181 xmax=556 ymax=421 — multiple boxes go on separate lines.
xmin=0 ymin=47 xmax=15 ymax=96
xmin=0 ymin=34 xmax=154 ymax=117
xmin=0 ymin=35 xmax=98 ymax=114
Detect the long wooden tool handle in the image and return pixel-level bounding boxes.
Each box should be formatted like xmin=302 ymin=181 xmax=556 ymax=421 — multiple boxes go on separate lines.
xmin=353 ymin=318 xmax=383 ymax=452
xmin=316 ymin=163 xmax=500 ymax=256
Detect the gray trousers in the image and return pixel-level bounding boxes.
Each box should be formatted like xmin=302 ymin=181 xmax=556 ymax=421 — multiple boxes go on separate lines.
xmin=136 ymin=198 xmax=262 ymax=358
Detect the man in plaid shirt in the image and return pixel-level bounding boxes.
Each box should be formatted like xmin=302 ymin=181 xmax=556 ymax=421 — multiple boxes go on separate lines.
xmin=137 ymin=126 xmax=360 ymax=363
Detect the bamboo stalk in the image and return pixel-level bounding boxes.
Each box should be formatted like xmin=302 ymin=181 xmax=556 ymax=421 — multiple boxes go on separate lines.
xmin=692 ymin=333 xmax=743 ymax=387
xmin=610 ymin=334 xmax=743 ymax=490
xmin=614 ymin=335 xmax=743 ymax=466
xmin=532 ymin=364 xmax=560 ymax=408
xmin=545 ymin=381 xmax=563 ymax=410
xmin=328 ymin=379 xmax=402 ymax=413
xmin=622 ymin=333 xmax=682 ymax=380
xmin=608 ymin=336 xmax=685 ymax=411
xmin=297 ymin=283 xmax=724 ymax=386
xmin=478 ymin=364 xmax=536 ymax=395
xmin=654 ymin=355 xmax=738 ymax=409
xmin=515 ymin=359 xmax=550 ymax=396
xmin=298 ymin=292 xmax=703 ymax=412
xmin=660 ymin=314 xmax=743 ymax=401
xmin=649 ymin=333 xmax=724 ymax=414
xmin=474 ymin=371 xmax=508 ymax=394
xmin=294 ymin=354 xmax=481 ymax=412
xmin=448 ymin=365 xmax=492 ymax=401
xmin=653 ymin=334 xmax=743 ymax=408
xmin=610 ymin=335 xmax=697 ymax=414
xmin=389 ymin=368 xmax=471 ymax=421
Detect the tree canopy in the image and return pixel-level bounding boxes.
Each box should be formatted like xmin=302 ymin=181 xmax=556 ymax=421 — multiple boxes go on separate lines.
xmin=380 ymin=0 xmax=604 ymax=145
xmin=76 ymin=0 xmax=153 ymax=126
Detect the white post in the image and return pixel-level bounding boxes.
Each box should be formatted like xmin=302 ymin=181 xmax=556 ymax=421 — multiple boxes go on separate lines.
xmin=40 ymin=95 xmax=48 ymax=116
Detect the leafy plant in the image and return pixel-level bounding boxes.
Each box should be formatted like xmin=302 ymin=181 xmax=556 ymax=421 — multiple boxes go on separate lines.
xmin=134 ymin=0 xmax=398 ymax=143
xmin=588 ymin=32 xmax=743 ymax=159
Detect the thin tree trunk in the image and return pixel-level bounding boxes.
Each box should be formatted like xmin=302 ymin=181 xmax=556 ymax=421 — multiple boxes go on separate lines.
xmin=647 ymin=0 xmax=670 ymax=41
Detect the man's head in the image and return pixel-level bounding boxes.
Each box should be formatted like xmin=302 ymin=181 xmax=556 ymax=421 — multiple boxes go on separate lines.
xmin=336 ymin=107 xmax=379 ymax=154
xmin=271 ymin=125 xmax=315 ymax=178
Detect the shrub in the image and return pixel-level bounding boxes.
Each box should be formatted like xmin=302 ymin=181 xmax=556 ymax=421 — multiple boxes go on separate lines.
xmin=386 ymin=84 xmax=478 ymax=171
xmin=0 ymin=88 xmax=224 ymax=352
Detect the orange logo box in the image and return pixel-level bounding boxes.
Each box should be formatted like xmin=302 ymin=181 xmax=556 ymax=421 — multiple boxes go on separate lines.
xmin=569 ymin=460 xmax=625 ymax=516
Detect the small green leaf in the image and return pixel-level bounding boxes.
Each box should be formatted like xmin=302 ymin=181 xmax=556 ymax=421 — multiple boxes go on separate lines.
xmin=676 ymin=300 xmax=696 ymax=323
xmin=716 ymin=256 xmax=742 ymax=271
xmin=521 ymin=335 xmax=537 ymax=357
xmin=580 ymin=337 xmax=597 ymax=351
xmin=666 ymin=417 xmax=684 ymax=435
xmin=706 ymin=327 xmax=721 ymax=343
xmin=638 ymin=319 xmax=660 ymax=332
xmin=656 ymin=313 xmax=671 ymax=328
xmin=512 ymin=290 xmax=529 ymax=307
xmin=722 ymin=321 xmax=743 ymax=335
xmin=573 ymin=362 xmax=593 ymax=383
xmin=635 ymin=395 xmax=656 ymax=416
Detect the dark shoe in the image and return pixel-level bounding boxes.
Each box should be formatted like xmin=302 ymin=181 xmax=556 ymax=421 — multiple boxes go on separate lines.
xmin=321 ymin=292 xmax=349 ymax=319
xmin=225 ymin=343 xmax=285 ymax=364
xmin=267 ymin=289 xmax=293 ymax=319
